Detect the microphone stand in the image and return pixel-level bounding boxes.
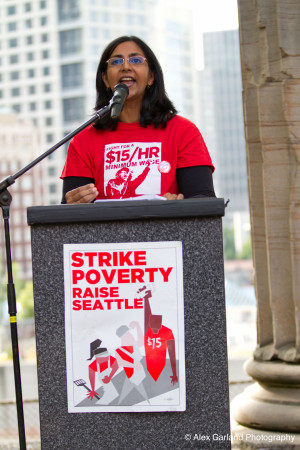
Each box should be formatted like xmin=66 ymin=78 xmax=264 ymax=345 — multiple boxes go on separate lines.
xmin=0 ymin=101 xmax=112 ymax=450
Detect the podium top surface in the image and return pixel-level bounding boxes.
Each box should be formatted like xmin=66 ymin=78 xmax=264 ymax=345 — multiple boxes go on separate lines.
xmin=27 ymin=197 xmax=225 ymax=225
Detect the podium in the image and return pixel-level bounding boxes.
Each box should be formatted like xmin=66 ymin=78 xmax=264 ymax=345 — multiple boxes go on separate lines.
xmin=28 ymin=198 xmax=230 ymax=449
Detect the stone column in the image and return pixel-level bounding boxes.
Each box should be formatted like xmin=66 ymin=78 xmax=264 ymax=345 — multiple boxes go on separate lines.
xmin=231 ymin=0 xmax=300 ymax=445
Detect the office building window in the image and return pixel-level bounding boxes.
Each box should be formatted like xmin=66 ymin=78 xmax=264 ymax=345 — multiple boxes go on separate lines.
xmin=61 ymin=63 xmax=83 ymax=88
xmin=58 ymin=0 xmax=81 ymax=22
xmin=46 ymin=133 xmax=53 ymax=142
xmin=137 ymin=15 xmax=146 ymax=26
xmin=23 ymin=193 xmax=33 ymax=207
xmin=14 ymin=246 xmax=23 ymax=260
xmin=0 ymin=90 xmax=3 ymax=99
xmin=40 ymin=16 xmax=47 ymax=26
xmin=9 ymin=55 xmax=19 ymax=64
xmin=101 ymin=28 xmax=110 ymax=40
xmin=28 ymin=85 xmax=36 ymax=94
xmin=126 ymin=14 xmax=133 ymax=25
xmin=13 ymin=229 xmax=22 ymax=244
xmin=44 ymin=100 xmax=52 ymax=109
xmin=9 ymin=38 xmax=18 ymax=48
xmin=25 ymin=19 xmax=33 ymax=29
xmin=49 ymin=184 xmax=57 ymax=193
xmin=24 ymin=3 xmax=32 ymax=12
xmin=48 ymin=167 xmax=56 ymax=176
xmin=40 ymin=1 xmax=47 ymax=9
xmin=12 ymin=211 xmax=22 ymax=225
xmin=29 ymin=102 xmax=36 ymax=111
xmin=90 ymin=28 xmax=99 ymax=39
xmin=27 ymin=68 xmax=35 ymax=78
xmin=59 ymin=29 xmax=82 ymax=55
xmin=7 ymin=6 xmax=16 ymax=15
xmin=101 ymin=12 xmax=109 ymax=23
xmin=43 ymin=66 xmax=50 ymax=75
xmin=63 ymin=97 xmax=85 ymax=122
xmin=45 ymin=117 xmax=53 ymax=126
xmin=12 ymin=104 xmax=21 ymax=113
xmin=10 ymin=71 xmax=19 ymax=80
xmin=44 ymin=83 xmax=51 ymax=92
xmin=26 ymin=36 xmax=33 ymax=45
xmin=7 ymin=22 xmax=17 ymax=32
xmin=136 ymin=0 xmax=146 ymax=9
xmin=27 ymin=52 xmax=34 ymax=61
xmin=42 ymin=49 xmax=50 ymax=59
xmin=41 ymin=33 xmax=49 ymax=42
xmin=11 ymin=87 xmax=20 ymax=96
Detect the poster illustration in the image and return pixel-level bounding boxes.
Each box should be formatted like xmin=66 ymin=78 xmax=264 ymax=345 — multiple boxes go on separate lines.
xmin=64 ymin=241 xmax=185 ymax=413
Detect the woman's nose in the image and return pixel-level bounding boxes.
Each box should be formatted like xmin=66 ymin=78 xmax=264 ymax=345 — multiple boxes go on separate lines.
xmin=122 ymin=58 xmax=131 ymax=69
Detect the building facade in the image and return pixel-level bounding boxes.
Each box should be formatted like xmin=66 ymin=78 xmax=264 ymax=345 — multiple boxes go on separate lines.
xmin=199 ymin=29 xmax=249 ymax=215
xmin=0 ymin=113 xmax=45 ymax=279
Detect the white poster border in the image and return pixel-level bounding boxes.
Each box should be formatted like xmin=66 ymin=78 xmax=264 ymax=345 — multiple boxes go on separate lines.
xmin=64 ymin=241 xmax=185 ymax=413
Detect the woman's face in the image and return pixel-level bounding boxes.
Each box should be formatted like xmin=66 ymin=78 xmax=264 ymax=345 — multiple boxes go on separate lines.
xmin=102 ymin=41 xmax=154 ymax=106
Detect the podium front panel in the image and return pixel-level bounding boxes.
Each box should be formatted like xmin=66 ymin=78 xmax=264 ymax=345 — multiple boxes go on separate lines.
xmin=28 ymin=199 xmax=230 ymax=449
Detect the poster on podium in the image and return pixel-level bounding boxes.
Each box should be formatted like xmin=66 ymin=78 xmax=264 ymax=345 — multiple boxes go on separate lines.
xmin=63 ymin=241 xmax=185 ymax=413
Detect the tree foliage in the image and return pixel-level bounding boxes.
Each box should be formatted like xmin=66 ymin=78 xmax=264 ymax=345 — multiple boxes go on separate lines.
xmin=223 ymin=225 xmax=236 ymax=260
xmin=223 ymin=226 xmax=252 ymax=260
xmin=237 ymin=237 xmax=252 ymax=260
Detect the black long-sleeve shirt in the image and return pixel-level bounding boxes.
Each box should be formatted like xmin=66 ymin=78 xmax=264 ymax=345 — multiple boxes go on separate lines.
xmin=61 ymin=165 xmax=215 ymax=203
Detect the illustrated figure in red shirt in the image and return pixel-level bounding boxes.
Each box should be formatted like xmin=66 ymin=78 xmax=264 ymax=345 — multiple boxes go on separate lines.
xmin=138 ymin=286 xmax=178 ymax=385
xmin=105 ymin=165 xmax=150 ymax=199
xmin=87 ymin=339 xmax=119 ymax=401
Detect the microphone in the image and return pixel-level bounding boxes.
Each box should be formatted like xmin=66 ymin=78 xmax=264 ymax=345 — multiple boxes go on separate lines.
xmin=110 ymin=83 xmax=129 ymax=119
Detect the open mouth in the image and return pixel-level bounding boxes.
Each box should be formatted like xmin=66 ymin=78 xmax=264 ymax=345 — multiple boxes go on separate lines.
xmin=119 ymin=77 xmax=136 ymax=87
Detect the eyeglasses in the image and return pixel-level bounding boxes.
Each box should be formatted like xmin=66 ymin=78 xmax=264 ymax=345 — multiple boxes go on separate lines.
xmin=106 ymin=56 xmax=147 ymax=66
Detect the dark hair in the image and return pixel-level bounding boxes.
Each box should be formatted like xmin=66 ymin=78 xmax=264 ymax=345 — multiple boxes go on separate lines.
xmin=93 ymin=35 xmax=177 ymax=130
xmin=115 ymin=167 xmax=129 ymax=177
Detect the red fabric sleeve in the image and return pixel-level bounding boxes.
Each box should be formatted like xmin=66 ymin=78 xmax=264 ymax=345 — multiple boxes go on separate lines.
xmin=61 ymin=136 xmax=94 ymax=179
xmin=175 ymin=117 xmax=214 ymax=172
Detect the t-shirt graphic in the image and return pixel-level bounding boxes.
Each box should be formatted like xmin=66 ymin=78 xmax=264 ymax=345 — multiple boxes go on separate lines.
xmin=104 ymin=142 xmax=161 ymax=198
xmin=144 ymin=325 xmax=175 ymax=381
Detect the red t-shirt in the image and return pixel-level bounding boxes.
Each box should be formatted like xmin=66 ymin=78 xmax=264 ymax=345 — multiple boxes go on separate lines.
xmin=61 ymin=115 xmax=214 ymax=199
xmin=144 ymin=325 xmax=175 ymax=381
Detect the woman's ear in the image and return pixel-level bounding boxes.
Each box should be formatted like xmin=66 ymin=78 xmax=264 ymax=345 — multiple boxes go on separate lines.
xmin=148 ymin=71 xmax=154 ymax=87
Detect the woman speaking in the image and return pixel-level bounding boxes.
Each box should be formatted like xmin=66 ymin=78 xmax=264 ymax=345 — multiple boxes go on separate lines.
xmin=61 ymin=36 xmax=215 ymax=203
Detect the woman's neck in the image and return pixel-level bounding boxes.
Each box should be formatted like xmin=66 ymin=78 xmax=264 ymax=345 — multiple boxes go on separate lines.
xmin=119 ymin=102 xmax=141 ymax=123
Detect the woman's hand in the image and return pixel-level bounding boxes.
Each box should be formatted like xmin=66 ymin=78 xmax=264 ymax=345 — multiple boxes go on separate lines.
xmin=65 ymin=184 xmax=99 ymax=204
xmin=163 ymin=192 xmax=184 ymax=200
